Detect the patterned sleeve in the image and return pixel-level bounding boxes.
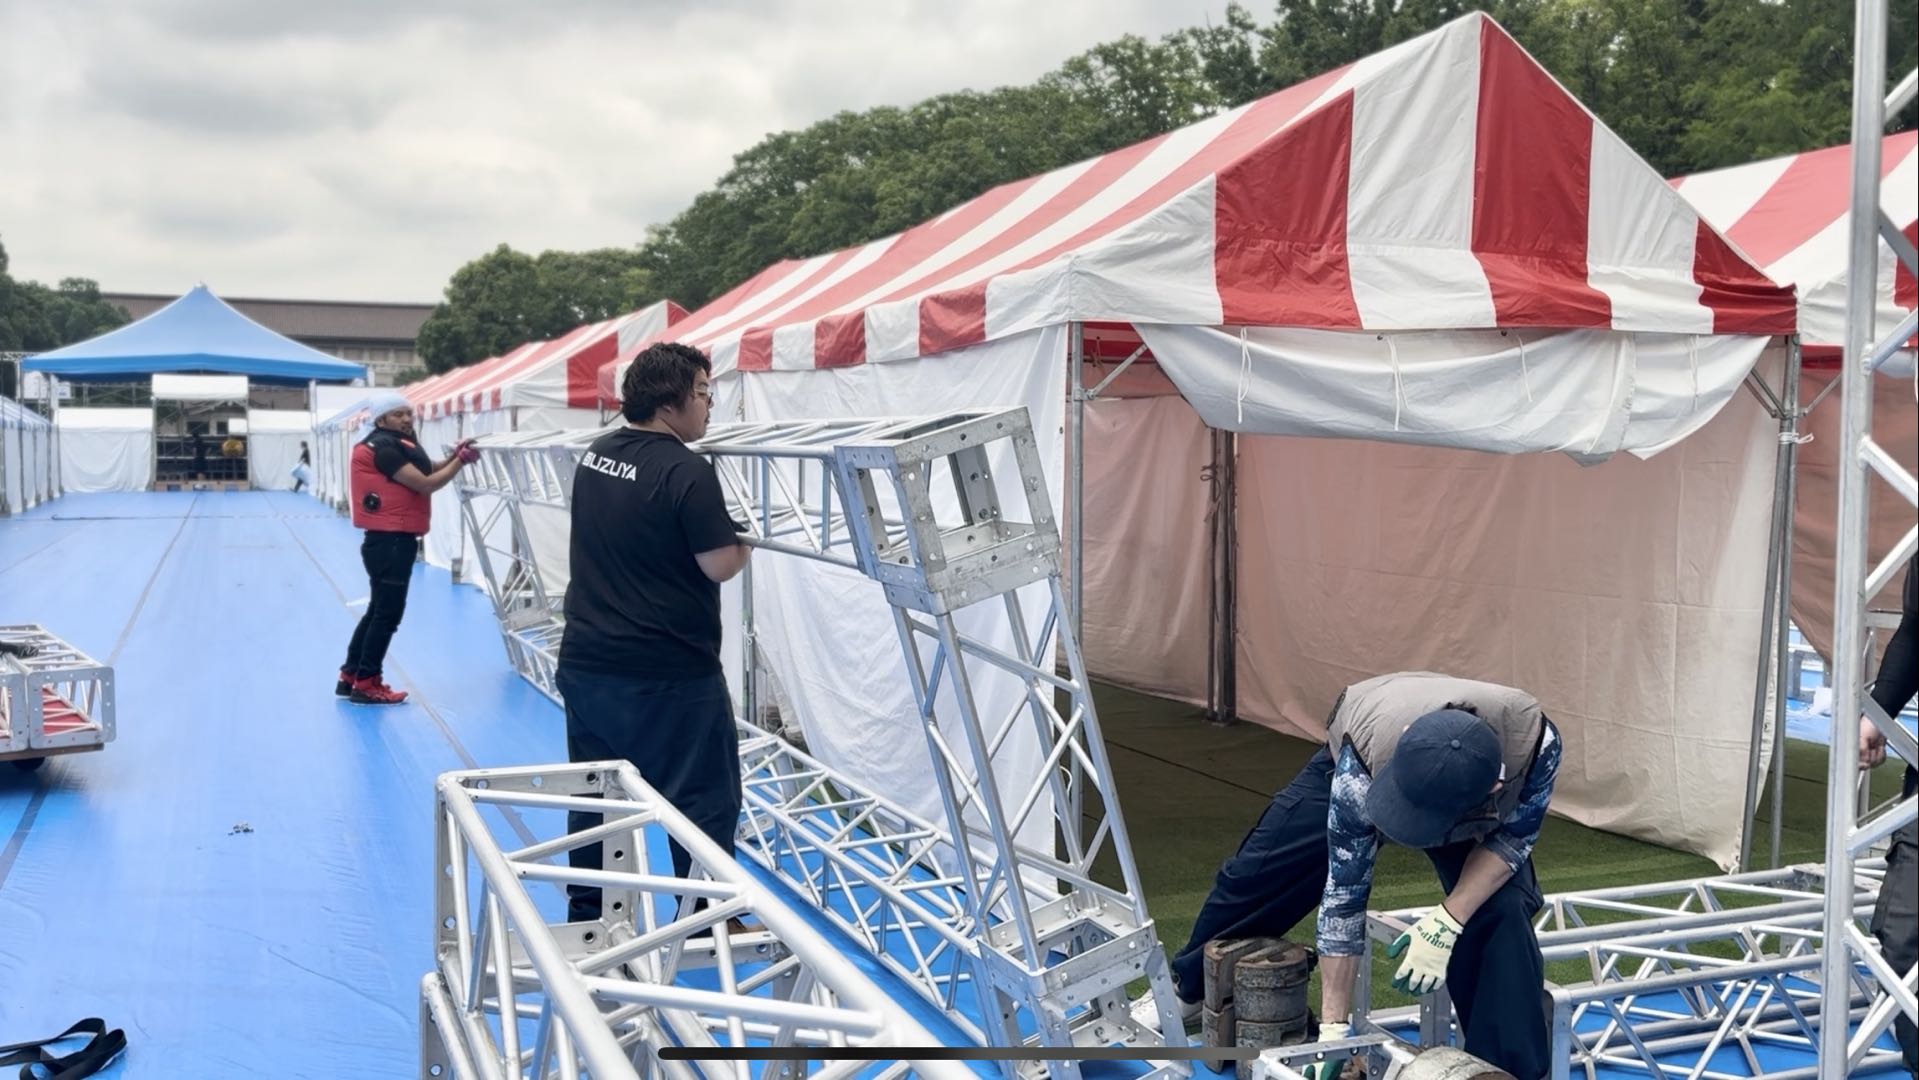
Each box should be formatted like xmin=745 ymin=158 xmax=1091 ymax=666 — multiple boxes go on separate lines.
xmin=1315 ymin=742 xmax=1380 ymax=958
xmin=1480 ymin=718 xmax=1561 ymax=873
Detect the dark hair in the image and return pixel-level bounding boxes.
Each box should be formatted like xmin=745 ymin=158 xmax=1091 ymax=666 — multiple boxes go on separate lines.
xmin=622 ymin=342 xmax=711 ymax=423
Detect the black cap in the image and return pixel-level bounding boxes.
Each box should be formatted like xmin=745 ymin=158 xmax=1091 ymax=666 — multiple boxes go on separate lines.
xmin=1366 ymin=708 xmax=1502 ymax=849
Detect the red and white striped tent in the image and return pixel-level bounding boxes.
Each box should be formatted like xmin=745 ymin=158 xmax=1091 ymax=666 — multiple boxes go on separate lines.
xmin=605 ymin=11 xmax=1789 ymax=400
xmin=415 ymin=299 xmax=684 ymax=421
xmin=1676 ymin=136 xmax=1919 ymax=670
xmin=1674 ymin=132 xmax=1917 ymax=359
xmin=592 ymin=13 xmax=1803 ymax=870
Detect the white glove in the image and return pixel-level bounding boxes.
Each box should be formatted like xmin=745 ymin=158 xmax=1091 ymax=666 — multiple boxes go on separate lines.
xmin=1389 ymin=903 xmax=1463 ymax=995
xmin=1298 ymin=1021 xmax=1351 ymax=1080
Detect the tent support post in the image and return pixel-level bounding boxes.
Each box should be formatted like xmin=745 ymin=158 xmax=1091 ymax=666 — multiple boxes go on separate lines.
xmin=1068 ymin=322 xmax=1086 ymax=647
xmin=1206 ymin=427 xmax=1239 ymax=726
xmin=1741 ymin=341 xmax=1801 ymax=871
xmin=1768 ymin=337 xmax=1804 ymax=867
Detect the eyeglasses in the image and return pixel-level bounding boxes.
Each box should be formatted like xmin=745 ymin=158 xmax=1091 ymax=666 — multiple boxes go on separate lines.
xmin=692 ymin=387 xmax=714 ymax=403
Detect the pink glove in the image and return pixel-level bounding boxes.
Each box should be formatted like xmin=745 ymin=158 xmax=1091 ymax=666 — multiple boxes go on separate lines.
xmin=456 ymin=441 xmax=481 ymax=464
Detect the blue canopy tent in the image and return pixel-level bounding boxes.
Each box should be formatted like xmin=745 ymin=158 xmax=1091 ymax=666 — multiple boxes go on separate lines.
xmin=21 ymin=285 xmax=368 ymax=386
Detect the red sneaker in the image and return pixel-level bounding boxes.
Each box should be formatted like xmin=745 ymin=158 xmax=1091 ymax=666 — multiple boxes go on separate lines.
xmin=335 ymin=669 xmax=354 ymax=697
xmin=349 ymin=676 xmax=409 ymax=705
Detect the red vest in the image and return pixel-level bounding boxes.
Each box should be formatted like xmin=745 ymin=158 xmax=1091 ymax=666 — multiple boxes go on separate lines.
xmin=350 ymin=435 xmax=432 ymax=535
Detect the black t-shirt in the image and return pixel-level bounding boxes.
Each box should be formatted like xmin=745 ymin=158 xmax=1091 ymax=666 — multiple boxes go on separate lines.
xmin=558 ymin=427 xmax=742 ymax=678
xmin=367 ymin=427 xmax=431 ymax=480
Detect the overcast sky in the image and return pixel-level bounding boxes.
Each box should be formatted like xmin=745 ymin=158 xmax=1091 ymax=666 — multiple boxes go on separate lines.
xmin=0 ymin=1 xmax=1231 ymax=304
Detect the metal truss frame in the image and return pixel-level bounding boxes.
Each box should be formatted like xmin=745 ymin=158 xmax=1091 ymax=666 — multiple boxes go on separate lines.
xmin=422 ymin=759 xmax=977 ymax=1080
xmin=0 ymin=623 xmax=116 ymax=762
xmin=1362 ymin=862 xmax=1903 ymax=1078
xmin=1821 ymin=0 xmax=1919 ymax=1070
xmin=455 ymin=410 xmax=1190 ymax=1078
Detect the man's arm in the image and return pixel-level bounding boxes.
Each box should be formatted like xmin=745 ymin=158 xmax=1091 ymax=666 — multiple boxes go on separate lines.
xmin=682 ymin=460 xmax=752 ymax=583
xmin=392 ymin=458 xmax=464 ymax=495
xmin=1448 ymin=719 xmax=1561 ymax=923
xmin=694 ymin=542 xmax=752 ymax=583
xmin=1316 ymin=745 xmax=1380 ymax=1025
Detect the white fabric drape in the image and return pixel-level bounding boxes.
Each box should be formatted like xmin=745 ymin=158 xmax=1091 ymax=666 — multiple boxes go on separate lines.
xmin=738 ymin=328 xmax=1067 ymax=864
xmin=57 ymin=409 xmax=154 ymax=493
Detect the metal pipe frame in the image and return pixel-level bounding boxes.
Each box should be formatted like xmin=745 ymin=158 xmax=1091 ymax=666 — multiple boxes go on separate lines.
xmin=423 ymin=759 xmax=976 ymax=1080
xmin=1823 ymin=2 xmax=1919 ymax=1071
xmin=1364 ymin=863 xmax=1905 ymax=1078
xmin=455 ymin=409 xmax=1190 ymax=1079
xmin=0 ymin=624 xmax=116 ymax=759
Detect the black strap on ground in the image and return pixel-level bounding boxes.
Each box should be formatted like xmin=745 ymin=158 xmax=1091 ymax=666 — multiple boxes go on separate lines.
xmin=0 ymin=1018 xmax=126 ymax=1079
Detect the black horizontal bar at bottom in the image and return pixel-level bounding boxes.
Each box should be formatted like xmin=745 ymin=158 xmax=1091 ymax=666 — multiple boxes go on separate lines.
xmin=660 ymin=1047 xmax=1259 ymax=1062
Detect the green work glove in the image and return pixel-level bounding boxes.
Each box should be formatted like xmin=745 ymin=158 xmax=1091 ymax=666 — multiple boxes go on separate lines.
xmin=1298 ymin=1020 xmax=1351 ymax=1080
xmin=1387 ymin=903 xmax=1464 ymax=996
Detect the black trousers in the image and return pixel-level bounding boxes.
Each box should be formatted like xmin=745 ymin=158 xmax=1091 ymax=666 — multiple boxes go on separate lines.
xmin=1171 ymin=747 xmax=1550 ymax=1080
xmin=555 ymin=666 xmax=741 ymax=923
xmin=341 ymin=531 xmax=415 ymax=680
xmin=1869 ymin=559 xmax=1918 ymax=1074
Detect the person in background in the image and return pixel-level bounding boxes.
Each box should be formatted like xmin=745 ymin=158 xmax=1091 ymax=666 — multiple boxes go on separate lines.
xmin=292 ymin=441 xmax=312 ymax=493
xmin=336 ymin=390 xmax=475 ymax=706
xmin=1143 ymin=671 xmax=1561 ymax=1080
xmin=1860 ymin=554 xmax=1917 ymax=1076
xmin=554 ymin=342 xmax=749 ymax=921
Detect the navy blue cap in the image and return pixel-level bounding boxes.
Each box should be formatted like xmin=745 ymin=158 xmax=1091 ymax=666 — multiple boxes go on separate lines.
xmin=1366 ymin=709 xmax=1502 ymax=849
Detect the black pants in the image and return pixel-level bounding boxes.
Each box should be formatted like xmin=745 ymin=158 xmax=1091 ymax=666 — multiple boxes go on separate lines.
xmin=1869 ymin=559 xmax=1918 ymax=1074
xmin=555 ymin=666 xmax=741 ymax=922
xmin=1171 ymin=747 xmax=1550 ymax=1080
xmin=341 ymin=531 xmax=415 ymax=680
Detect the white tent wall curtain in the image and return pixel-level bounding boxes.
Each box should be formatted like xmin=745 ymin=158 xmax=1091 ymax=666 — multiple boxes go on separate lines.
xmin=244 ymin=410 xmax=313 ymax=491
xmin=1076 ymin=332 xmax=1784 ymax=869
xmin=3 ymin=411 xmax=22 ymax=513
xmin=56 ymin=408 xmax=154 ymax=493
xmin=736 ymin=328 xmax=1066 ymax=863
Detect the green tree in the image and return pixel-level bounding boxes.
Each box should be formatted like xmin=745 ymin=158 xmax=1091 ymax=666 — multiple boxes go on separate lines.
xmin=416 ymin=244 xmax=659 ymax=373
xmin=0 ymin=239 xmax=130 ymax=354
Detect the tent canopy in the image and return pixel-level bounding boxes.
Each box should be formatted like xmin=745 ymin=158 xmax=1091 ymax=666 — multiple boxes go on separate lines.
xmin=23 ymin=285 xmax=369 ymax=386
xmin=1674 ymin=132 xmax=1918 ymax=357
xmin=411 ymin=300 xmax=684 ymax=419
xmin=603 ymin=12 xmax=1792 ymax=397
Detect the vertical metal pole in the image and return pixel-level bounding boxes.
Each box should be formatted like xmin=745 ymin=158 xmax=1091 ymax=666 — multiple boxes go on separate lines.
xmin=741 ymin=551 xmax=758 ymax=731
xmin=1769 ymin=340 xmax=1803 ymax=867
xmin=1820 ymin=2 xmax=1887 ymax=1066
xmin=1069 ymin=323 xmax=1086 ymax=646
xmin=1740 ymin=356 xmax=1793 ymax=871
xmin=48 ymin=376 xmax=62 ymax=498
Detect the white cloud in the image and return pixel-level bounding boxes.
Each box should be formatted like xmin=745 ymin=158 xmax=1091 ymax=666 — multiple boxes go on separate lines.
xmin=0 ymin=0 xmax=1229 ymax=302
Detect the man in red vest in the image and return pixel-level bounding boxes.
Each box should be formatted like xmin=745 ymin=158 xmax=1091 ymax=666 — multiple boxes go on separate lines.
xmin=336 ymin=390 xmax=475 ymax=705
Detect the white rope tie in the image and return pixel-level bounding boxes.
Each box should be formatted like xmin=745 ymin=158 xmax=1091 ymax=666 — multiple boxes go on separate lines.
xmin=1687 ymin=336 xmax=1700 ymax=415
xmin=1236 ymin=327 xmax=1252 ymax=427
xmin=1515 ymin=333 xmax=1534 ymax=403
xmin=1384 ymin=335 xmax=1404 ymax=432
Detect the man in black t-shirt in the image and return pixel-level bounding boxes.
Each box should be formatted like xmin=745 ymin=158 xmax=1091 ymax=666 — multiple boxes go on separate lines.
xmin=557 ymin=342 xmax=749 ymax=918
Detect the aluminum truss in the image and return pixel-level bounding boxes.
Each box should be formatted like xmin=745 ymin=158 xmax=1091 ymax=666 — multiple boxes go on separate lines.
xmin=423 ymin=759 xmax=977 ymax=1080
xmin=0 ymin=624 xmax=116 ymax=767
xmin=1362 ymin=862 xmax=1903 ymax=1078
xmin=1821 ymin=0 xmax=1919 ymax=1071
xmin=457 ymin=410 xmax=1190 ymax=1077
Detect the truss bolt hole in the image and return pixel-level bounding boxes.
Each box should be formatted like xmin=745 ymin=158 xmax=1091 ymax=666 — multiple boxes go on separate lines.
xmin=530 ymin=776 xmax=543 ymax=788
xmin=613 ymin=850 xmax=626 ymax=860
xmin=444 ymin=864 xmax=453 ymax=878
xmin=430 ymin=1066 xmax=444 ymax=1077
xmin=584 ymin=931 xmax=597 ymax=944
xmin=474 ymin=778 xmax=489 ymax=789
xmin=586 ymin=772 xmax=599 ymax=783
xmin=613 ymin=901 xmax=624 ymax=913
xmin=443 ymin=916 xmax=455 ymax=929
